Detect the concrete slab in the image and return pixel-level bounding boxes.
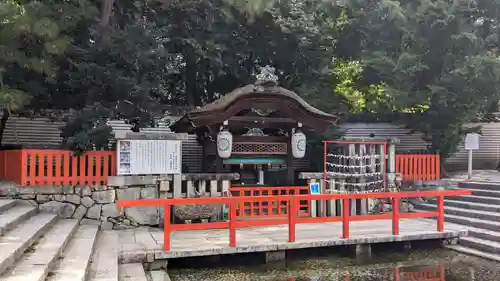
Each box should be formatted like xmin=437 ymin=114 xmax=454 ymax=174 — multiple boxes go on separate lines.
xmin=119 ymin=264 xmax=147 ymax=281
xmin=148 ymin=271 xmax=170 ymax=281
xmin=47 ymin=225 xmax=99 ymax=281
xmin=0 ymin=219 xmax=79 ymax=281
xmin=116 ymin=219 xmax=467 ymax=261
xmin=0 ymin=214 xmax=57 ymax=275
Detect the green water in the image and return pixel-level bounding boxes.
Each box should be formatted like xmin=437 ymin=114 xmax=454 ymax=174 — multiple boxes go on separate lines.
xmin=167 ymin=249 xmax=500 ymax=281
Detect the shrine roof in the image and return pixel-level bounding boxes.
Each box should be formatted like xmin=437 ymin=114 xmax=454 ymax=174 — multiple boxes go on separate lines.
xmin=170 ymin=66 xmax=338 ymax=133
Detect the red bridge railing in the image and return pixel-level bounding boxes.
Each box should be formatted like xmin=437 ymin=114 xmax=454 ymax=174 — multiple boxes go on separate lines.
xmin=117 ymin=189 xmax=471 ymax=252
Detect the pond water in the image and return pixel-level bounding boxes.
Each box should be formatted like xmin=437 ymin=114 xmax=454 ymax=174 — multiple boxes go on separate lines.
xmin=167 ymin=249 xmax=500 ymax=281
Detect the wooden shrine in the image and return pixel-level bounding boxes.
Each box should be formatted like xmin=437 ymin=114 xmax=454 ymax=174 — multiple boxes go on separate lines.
xmin=170 ymin=66 xmax=337 ymax=186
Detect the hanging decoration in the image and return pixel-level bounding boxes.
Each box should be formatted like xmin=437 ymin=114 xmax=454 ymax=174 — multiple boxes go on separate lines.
xmin=325 ymin=145 xmax=385 ymax=192
xmin=217 ymin=123 xmax=233 ymax=159
xmin=291 ymin=124 xmax=306 ymax=158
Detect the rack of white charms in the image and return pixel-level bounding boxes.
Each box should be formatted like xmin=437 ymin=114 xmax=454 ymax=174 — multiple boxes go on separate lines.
xmin=325 ymin=142 xmax=386 ymax=193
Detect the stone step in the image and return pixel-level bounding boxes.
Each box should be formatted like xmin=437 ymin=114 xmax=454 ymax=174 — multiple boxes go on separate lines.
xmin=0 ymin=200 xmax=17 ymax=213
xmin=0 ymin=205 xmax=38 ymax=236
xmin=0 ymin=213 xmax=58 ymax=275
xmin=449 ymin=194 xmax=500 ymax=205
xmin=445 ymin=245 xmax=500 ymax=262
xmin=0 ymin=219 xmax=80 ymax=281
xmin=416 ymin=211 xmax=500 ymax=232
xmin=467 ymin=228 xmax=500 ymax=243
xmin=459 ymin=181 xmax=500 ymax=191
xmin=459 ymin=236 xmax=500 ymax=255
xmin=428 ymin=199 xmax=500 ymax=213
xmin=87 ymin=231 xmax=119 ymax=281
xmin=148 ymin=271 xmax=171 ymax=281
xmin=119 ymin=264 xmax=147 ymax=281
xmin=417 ymin=203 xmax=500 ymax=221
xmin=466 ymin=188 xmax=500 ymax=198
xmin=46 ymin=225 xmax=99 ymax=281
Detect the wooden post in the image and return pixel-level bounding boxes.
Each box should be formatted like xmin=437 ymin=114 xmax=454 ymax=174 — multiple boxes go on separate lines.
xmin=327 ymin=178 xmax=336 ymax=216
xmin=163 ymin=203 xmax=171 ymax=251
xmin=359 ymin=143 xmax=367 ymax=215
xmin=437 ymin=195 xmax=445 ymax=232
xmin=288 ymin=198 xmax=297 ymax=242
xmin=378 ymin=144 xmax=386 ymax=190
xmin=186 ymin=180 xmax=195 ymax=197
xmin=229 ymin=200 xmax=237 ymax=247
xmin=348 ymin=144 xmax=357 ymax=215
xmin=286 ymin=130 xmax=294 ymax=185
xmin=342 ymin=198 xmax=350 ymax=238
xmin=392 ymin=197 xmax=400 ymax=235
xmin=338 ymin=178 xmax=346 ymax=216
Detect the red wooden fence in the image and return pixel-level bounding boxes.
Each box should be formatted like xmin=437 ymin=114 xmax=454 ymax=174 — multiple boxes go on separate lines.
xmin=230 ymin=186 xmax=311 ymax=218
xmin=117 ymin=189 xmax=471 ymax=252
xmin=0 ymin=149 xmax=116 ymax=186
xmin=0 ymin=149 xmax=441 ymax=186
xmin=396 ymin=154 xmax=441 ymax=181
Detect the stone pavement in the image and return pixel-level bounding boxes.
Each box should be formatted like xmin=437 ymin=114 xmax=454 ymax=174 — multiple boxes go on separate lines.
xmin=445 ymin=169 xmax=500 ymax=183
xmin=117 ymin=218 xmax=467 ymax=262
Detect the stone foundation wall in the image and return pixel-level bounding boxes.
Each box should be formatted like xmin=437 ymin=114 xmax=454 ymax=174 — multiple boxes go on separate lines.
xmin=0 ymin=181 xmax=162 ymax=230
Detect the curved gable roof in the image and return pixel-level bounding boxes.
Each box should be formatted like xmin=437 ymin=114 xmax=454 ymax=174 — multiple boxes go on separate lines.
xmin=170 ymin=83 xmax=337 ymax=133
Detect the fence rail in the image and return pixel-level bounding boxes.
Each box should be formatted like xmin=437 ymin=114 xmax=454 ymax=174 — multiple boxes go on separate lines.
xmin=117 ymin=189 xmax=471 ymax=252
xmin=230 ymin=186 xmax=311 ymax=218
xmin=396 ymin=154 xmax=440 ymax=181
xmin=0 ymin=149 xmax=116 ymax=186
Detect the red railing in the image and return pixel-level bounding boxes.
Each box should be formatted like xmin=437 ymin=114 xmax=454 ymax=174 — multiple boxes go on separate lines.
xmin=343 ymin=264 xmax=446 ymax=281
xmin=117 ymin=189 xmax=471 ymax=252
xmin=396 ymin=154 xmax=441 ymax=181
xmin=230 ymin=186 xmax=311 ymax=218
xmin=0 ymin=149 xmax=116 ymax=186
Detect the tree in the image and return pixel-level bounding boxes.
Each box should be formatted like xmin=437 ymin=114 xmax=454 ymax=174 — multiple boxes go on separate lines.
xmin=0 ymin=0 xmax=98 ymax=144
xmin=341 ymin=0 xmax=500 ymax=159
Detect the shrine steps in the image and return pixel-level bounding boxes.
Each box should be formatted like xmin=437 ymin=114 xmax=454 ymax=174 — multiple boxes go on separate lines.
xmin=0 ymin=199 xmax=120 ymax=281
xmin=415 ymin=181 xmax=500 ymax=262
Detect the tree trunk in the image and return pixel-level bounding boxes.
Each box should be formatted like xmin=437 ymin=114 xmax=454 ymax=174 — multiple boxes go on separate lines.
xmin=185 ymin=50 xmax=201 ymax=106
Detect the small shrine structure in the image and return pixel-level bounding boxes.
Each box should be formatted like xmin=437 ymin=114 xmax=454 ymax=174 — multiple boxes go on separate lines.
xmin=170 ymin=66 xmax=338 ymax=186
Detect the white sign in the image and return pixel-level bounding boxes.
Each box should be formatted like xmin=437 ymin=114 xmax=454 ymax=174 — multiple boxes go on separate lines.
xmin=117 ymin=140 xmax=182 ymax=175
xmin=309 ymin=182 xmax=320 ymax=195
xmin=465 ymin=133 xmax=480 ymax=150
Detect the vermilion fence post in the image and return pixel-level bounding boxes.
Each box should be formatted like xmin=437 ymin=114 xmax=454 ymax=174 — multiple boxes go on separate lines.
xmin=392 ymin=197 xmax=400 ymax=235
xmin=229 ymin=201 xmax=237 ymax=247
xmin=288 ymin=198 xmax=297 ymax=242
xmin=437 ymin=195 xmax=445 ymax=232
xmin=342 ymin=198 xmax=350 ymax=238
xmin=393 ymin=267 xmax=401 ymax=281
xmin=163 ymin=204 xmax=171 ymax=251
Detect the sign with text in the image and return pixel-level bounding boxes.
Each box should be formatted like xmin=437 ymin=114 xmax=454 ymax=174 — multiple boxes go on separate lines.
xmin=309 ymin=182 xmax=320 ymax=195
xmin=117 ymin=140 xmax=182 ymax=175
xmin=465 ymin=133 xmax=480 ymax=150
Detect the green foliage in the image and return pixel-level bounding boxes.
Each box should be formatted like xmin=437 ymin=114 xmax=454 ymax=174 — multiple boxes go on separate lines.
xmin=340 ymin=0 xmax=500 ymax=159
xmin=2 ymin=0 xmax=500 ymax=162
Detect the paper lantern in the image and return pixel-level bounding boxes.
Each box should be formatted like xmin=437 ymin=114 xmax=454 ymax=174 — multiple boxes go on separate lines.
xmin=291 ymin=131 xmax=306 ymax=158
xmin=217 ymin=130 xmax=233 ymax=159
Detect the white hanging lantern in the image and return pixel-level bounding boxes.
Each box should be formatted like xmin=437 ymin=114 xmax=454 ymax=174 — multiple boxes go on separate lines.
xmin=291 ymin=129 xmax=306 ymax=158
xmin=217 ymin=130 xmax=233 ymax=159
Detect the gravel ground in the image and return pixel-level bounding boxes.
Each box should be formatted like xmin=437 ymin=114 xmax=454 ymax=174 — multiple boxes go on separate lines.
xmin=166 ymin=249 xmax=500 ymax=281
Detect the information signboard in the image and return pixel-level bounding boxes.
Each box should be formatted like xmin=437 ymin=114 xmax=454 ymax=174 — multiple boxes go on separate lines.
xmin=117 ymin=140 xmax=182 ymax=175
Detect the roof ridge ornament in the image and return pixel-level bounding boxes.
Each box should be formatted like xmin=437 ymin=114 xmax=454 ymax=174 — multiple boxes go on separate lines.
xmin=255 ymin=65 xmax=279 ymax=84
